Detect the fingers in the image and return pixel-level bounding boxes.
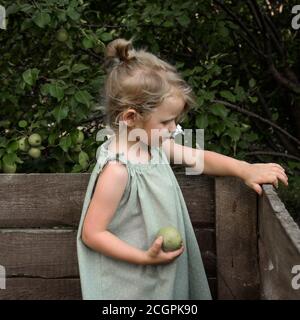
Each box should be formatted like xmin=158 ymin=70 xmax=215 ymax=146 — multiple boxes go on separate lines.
xmin=267 ymin=164 xmax=288 ymax=187
xmin=149 ymin=236 xmax=163 ymax=257
xmin=169 ymin=244 xmax=185 ymax=258
xmin=270 ymin=163 xmax=285 ymax=172
xmin=278 ymin=172 xmax=288 ymax=186
xmin=272 ymin=170 xmax=288 ymax=187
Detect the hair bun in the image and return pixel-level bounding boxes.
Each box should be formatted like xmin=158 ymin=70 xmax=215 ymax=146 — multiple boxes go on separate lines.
xmin=105 ymin=37 xmax=135 ymax=63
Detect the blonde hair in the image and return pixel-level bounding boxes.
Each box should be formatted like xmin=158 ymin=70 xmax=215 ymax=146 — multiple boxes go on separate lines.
xmin=101 ymin=37 xmax=197 ymax=133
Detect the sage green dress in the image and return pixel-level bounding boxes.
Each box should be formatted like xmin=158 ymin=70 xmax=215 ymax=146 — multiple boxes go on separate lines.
xmin=76 ymin=136 xmax=212 ymax=300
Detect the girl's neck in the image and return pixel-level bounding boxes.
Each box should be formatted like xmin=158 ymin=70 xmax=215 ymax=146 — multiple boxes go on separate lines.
xmin=108 ymin=134 xmax=152 ymax=163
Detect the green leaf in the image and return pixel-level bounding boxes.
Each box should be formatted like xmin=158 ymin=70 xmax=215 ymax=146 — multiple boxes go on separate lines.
xmin=176 ymin=15 xmax=190 ymax=27
xmin=48 ymin=132 xmax=57 ymax=145
xmin=249 ymin=78 xmax=256 ymax=88
xmin=75 ymin=90 xmax=92 ymax=107
xmin=220 ymin=90 xmax=236 ymax=102
xmin=40 ymin=83 xmax=50 ymax=96
xmin=100 ymin=32 xmax=113 ymax=42
xmin=211 ymin=80 xmax=222 ymax=87
xmin=82 ymin=37 xmax=94 ymax=49
xmin=234 ymin=86 xmax=246 ymax=102
xmin=196 ymin=96 xmax=204 ymax=107
xmin=52 ymin=105 xmax=69 ymax=123
xmin=272 ymin=112 xmax=279 ymax=121
xmin=7 ymin=141 xmax=19 ymax=153
xmin=79 ymin=151 xmax=89 ymax=168
xmin=196 ymin=114 xmax=208 ymax=129
xmin=71 ymin=163 xmax=83 ymax=173
xmin=0 ymin=137 xmax=7 ymax=149
xmin=227 ymin=127 xmax=241 ymax=141
xmin=214 ymin=122 xmax=226 ymax=137
xmin=203 ymin=91 xmax=215 ymax=101
xmin=163 ymin=20 xmax=174 ymax=27
xmin=33 ymin=12 xmax=51 ymax=28
xmin=244 ymin=132 xmax=258 ymax=142
xmin=22 ymin=68 xmax=40 ymax=86
xmin=67 ymin=6 xmax=80 ymax=21
xmin=54 ymin=65 xmax=69 ymax=74
xmin=210 ymin=103 xmax=229 ymax=118
xmin=49 ymin=83 xmax=64 ymax=101
xmin=59 ymin=135 xmax=72 ymax=152
xmin=249 ymin=96 xmax=258 ymax=103
xmin=72 ymin=64 xmax=89 ymax=73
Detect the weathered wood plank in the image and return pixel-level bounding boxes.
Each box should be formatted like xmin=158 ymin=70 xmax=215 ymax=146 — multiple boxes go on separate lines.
xmin=0 ymin=173 xmax=88 ymax=228
xmin=0 ymin=228 xmax=216 ymax=278
xmin=174 ymin=173 xmax=215 ymax=226
xmin=194 ymin=227 xmax=216 ymax=277
xmin=258 ymin=184 xmax=300 ymax=300
xmin=0 ymin=173 xmax=214 ymax=228
xmin=215 ymin=176 xmax=260 ymax=300
xmin=0 ymin=277 xmax=217 ymax=300
xmin=0 ymin=278 xmax=81 ymax=300
xmin=0 ymin=229 xmax=78 ymax=278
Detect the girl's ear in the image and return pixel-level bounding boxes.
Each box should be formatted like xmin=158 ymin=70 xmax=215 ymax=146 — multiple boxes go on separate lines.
xmin=121 ymin=108 xmax=139 ymax=128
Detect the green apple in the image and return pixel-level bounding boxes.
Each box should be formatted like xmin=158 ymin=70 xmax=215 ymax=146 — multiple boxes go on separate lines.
xmin=28 ymin=147 xmax=41 ymax=159
xmin=156 ymin=226 xmax=183 ymax=252
xmin=56 ymin=28 xmax=69 ymax=42
xmin=28 ymin=133 xmax=42 ymax=147
xmin=18 ymin=137 xmax=30 ymax=152
xmin=3 ymin=162 xmax=17 ymax=173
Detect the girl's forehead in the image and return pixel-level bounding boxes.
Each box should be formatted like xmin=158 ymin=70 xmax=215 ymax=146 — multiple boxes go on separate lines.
xmin=155 ymin=94 xmax=185 ymax=116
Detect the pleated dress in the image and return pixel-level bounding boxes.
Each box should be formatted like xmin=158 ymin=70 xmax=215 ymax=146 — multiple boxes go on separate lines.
xmin=76 ymin=135 xmax=212 ymax=300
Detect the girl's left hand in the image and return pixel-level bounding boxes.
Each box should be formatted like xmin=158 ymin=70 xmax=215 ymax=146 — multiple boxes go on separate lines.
xmin=242 ymin=162 xmax=289 ymax=196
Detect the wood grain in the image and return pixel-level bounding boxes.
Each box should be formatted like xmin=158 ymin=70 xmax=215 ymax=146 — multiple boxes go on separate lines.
xmin=0 ymin=173 xmax=214 ymax=228
xmin=258 ymin=184 xmax=300 ymax=300
xmin=215 ymin=176 xmax=260 ymax=300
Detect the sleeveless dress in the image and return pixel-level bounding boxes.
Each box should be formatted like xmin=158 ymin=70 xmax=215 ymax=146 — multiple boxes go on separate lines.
xmin=76 ymin=136 xmax=212 ymax=300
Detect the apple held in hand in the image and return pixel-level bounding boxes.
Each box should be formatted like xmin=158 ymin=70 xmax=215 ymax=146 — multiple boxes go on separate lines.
xmin=156 ymin=226 xmax=183 ymax=252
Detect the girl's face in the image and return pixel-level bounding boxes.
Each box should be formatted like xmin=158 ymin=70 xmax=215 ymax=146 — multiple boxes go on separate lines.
xmin=138 ymin=92 xmax=186 ymax=148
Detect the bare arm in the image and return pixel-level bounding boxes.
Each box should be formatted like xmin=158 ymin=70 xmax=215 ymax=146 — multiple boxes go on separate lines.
xmin=203 ymin=150 xmax=249 ymax=177
xmin=81 ymin=160 xmax=146 ymax=265
xmin=161 ymin=139 xmax=288 ymax=195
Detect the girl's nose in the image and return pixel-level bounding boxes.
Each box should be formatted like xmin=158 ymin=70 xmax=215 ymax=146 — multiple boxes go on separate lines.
xmin=168 ymin=121 xmax=177 ymax=133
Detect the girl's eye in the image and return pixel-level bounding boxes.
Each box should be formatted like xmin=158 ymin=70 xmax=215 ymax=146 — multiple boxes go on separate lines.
xmin=162 ymin=119 xmax=178 ymax=125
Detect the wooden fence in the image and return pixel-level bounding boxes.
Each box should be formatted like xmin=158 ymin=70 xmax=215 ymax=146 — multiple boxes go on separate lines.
xmin=0 ymin=170 xmax=299 ymax=299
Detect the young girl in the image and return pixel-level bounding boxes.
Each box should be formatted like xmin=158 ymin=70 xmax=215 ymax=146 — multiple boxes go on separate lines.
xmin=76 ymin=38 xmax=288 ymax=300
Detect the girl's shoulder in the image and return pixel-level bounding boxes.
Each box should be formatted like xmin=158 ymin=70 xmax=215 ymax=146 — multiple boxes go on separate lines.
xmin=96 ymin=137 xmax=168 ymax=174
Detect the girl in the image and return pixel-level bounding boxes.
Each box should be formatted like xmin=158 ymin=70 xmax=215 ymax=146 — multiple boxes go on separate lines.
xmin=76 ymin=38 xmax=288 ymax=300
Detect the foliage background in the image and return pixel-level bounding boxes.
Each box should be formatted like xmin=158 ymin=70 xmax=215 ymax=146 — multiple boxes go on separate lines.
xmin=0 ymin=0 xmax=299 ymax=222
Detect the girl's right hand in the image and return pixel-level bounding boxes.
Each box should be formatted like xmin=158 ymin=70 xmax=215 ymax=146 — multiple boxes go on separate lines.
xmin=143 ymin=236 xmax=184 ymax=265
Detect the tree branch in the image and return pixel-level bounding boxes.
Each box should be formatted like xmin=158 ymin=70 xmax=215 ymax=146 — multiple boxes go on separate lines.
xmin=211 ymin=99 xmax=300 ymax=147
xmin=269 ymin=64 xmax=300 ymax=94
xmin=244 ymin=151 xmax=300 ymax=162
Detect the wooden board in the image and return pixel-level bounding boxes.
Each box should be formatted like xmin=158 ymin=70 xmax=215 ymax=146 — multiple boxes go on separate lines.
xmin=0 ymin=277 xmax=217 ymax=300
xmin=215 ymin=176 xmax=260 ymax=300
xmin=0 ymin=278 xmax=81 ymax=300
xmin=258 ymin=184 xmax=300 ymax=300
xmin=0 ymin=173 xmax=215 ymax=228
xmin=0 ymin=228 xmax=215 ymax=278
